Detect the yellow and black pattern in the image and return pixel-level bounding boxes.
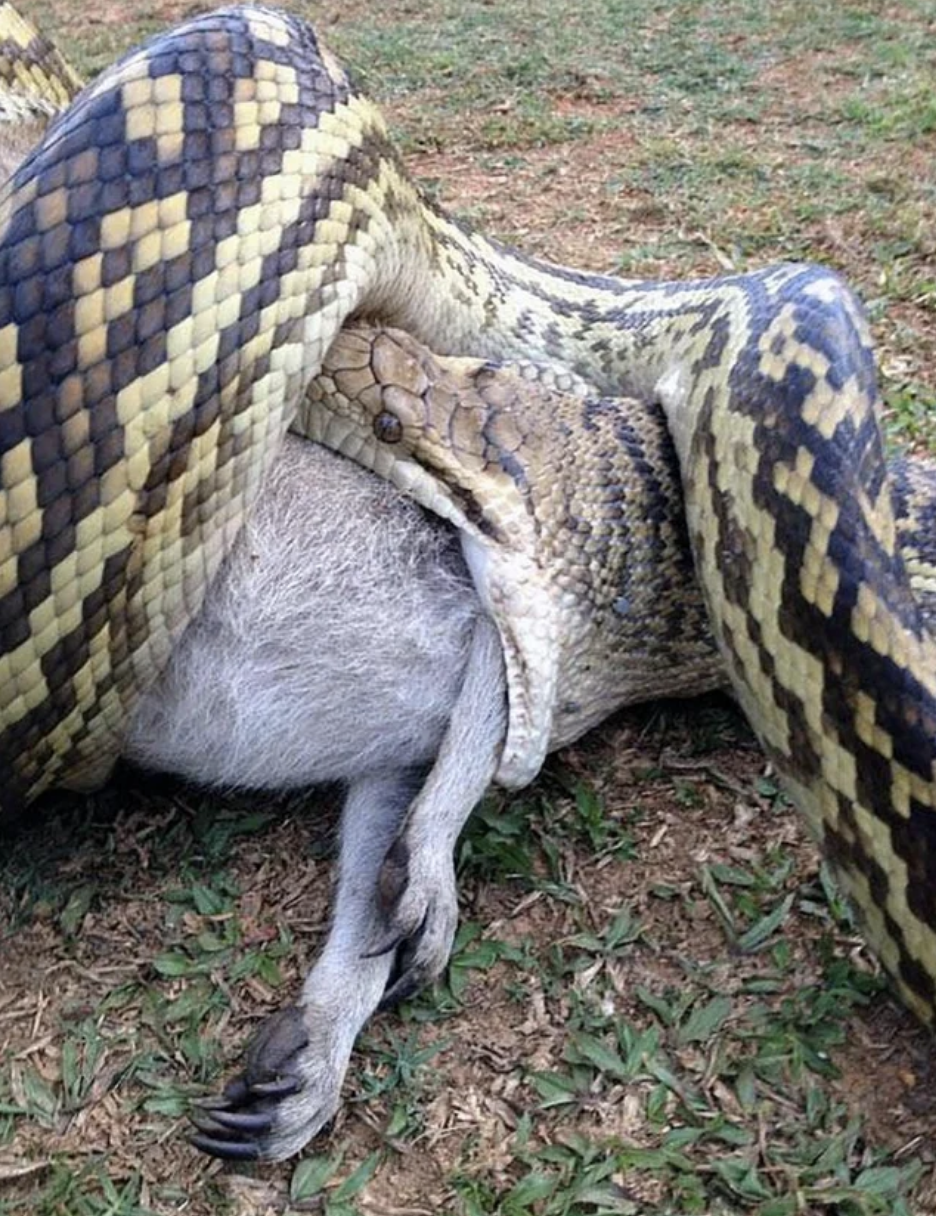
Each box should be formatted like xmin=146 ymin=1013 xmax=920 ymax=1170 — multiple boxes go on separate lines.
xmin=890 ymin=455 xmax=936 ymax=627
xmin=0 ymin=5 xmax=396 ymax=808
xmin=302 ymin=288 xmax=936 ymax=1024
xmin=679 ymin=279 xmax=936 ymax=1020
xmin=301 ymin=324 xmax=728 ymax=778
xmin=3 ymin=4 xmax=936 ymax=1030
xmin=0 ymin=2 xmax=81 ymax=121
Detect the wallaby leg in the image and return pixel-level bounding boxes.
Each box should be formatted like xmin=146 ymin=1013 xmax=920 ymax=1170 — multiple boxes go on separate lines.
xmin=371 ymin=614 xmax=507 ymax=1006
xmin=189 ymin=768 xmax=423 ymax=1160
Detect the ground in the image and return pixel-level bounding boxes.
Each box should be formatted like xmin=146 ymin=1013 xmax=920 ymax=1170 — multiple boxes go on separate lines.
xmin=2 ymin=1 xmax=936 ymax=1213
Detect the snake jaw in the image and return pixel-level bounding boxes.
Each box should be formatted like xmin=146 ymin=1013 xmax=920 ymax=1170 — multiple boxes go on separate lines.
xmin=461 ymin=532 xmax=558 ymax=789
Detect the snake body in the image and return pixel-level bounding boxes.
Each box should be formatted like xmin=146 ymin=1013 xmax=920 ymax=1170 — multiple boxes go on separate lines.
xmin=0 ymin=4 xmax=82 ymax=184
xmin=3 ymin=6 xmax=936 ymax=1025
xmin=0 ymin=2 xmax=81 ymax=121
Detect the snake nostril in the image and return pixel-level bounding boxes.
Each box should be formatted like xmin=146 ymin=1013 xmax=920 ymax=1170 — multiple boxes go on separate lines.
xmin=373 ymin=410 xmax=402 ymax=444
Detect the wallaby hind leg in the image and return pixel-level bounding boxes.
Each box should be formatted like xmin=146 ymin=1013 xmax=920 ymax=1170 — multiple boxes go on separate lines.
xmin=189 ymin=768 xmax=424 ymax=1160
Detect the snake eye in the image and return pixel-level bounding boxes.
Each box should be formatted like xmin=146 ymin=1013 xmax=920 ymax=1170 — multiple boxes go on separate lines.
xmin=373 ymin=410 xmax=403 ymax=444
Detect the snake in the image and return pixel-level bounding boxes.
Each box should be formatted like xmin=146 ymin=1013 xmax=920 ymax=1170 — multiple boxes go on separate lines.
xmin=0 ymin=2 xmax=80 ymax=115
xmin=3 ymin=5 xmax=936 ymax=1029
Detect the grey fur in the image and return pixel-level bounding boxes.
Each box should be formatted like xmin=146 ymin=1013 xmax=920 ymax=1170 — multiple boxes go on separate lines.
xmin=126 ymin=437 xmax=491 ymax=788
xmin=0 ymin=117 xmax=46 ymax=182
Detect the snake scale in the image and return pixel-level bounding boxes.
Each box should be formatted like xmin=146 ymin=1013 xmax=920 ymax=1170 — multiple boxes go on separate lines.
xmin=3 ymin=4 xmax=936 ymax=1027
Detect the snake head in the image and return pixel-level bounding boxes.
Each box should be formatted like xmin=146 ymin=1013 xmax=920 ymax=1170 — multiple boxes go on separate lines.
xmin=298 ymin=325 xmax=538 ymax=544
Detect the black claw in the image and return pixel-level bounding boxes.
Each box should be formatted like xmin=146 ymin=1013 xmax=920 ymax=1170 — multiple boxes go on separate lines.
xmin=191 ymin=1105 xmax=276 ymax=1135
xmin=191 ymin=1094 xmax=234 ymax=1113
xmin=246 ymin=1075 xmax=302 ymax=1100
xmin=361 ymin=930 xmax=406 ymax=960
xmin=377 ymin=836 xmax=411 ymax=913
xmin=378 ymin=968 xmax=425 ymax=1011
xmin=243 ymin=1004 xmax=309 ymax=1082
xmin=375 ymin=906 xmax=433 ymax=1009
xmin=188 ymin=1131 xmax=262 ymax=1161
xmin=189 ymin=1106 xmax=234 ymax=1136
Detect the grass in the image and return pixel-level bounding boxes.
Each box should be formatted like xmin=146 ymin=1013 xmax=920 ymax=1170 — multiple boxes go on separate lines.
xmin=8 ymin=708 xmax=929 ymax=1214
xmin=3 ymin=0 xmax=936 ymax=1212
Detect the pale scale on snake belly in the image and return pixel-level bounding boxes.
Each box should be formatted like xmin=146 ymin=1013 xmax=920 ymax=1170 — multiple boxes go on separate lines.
xmin=2 ymin=5 xmax=936 ymax=1024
